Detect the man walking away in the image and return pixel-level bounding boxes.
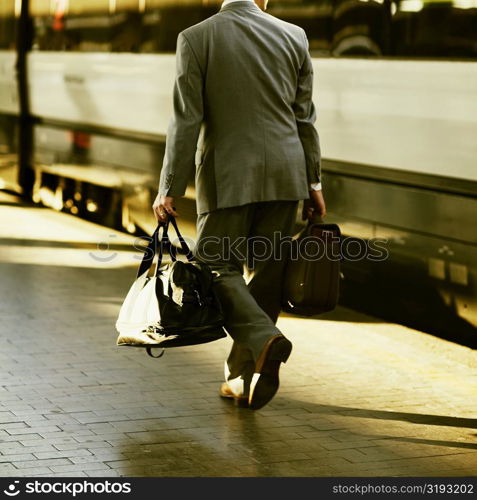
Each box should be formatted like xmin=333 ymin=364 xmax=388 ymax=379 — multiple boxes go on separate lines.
xmin=153 ymin=0 xmax=326 ymax=409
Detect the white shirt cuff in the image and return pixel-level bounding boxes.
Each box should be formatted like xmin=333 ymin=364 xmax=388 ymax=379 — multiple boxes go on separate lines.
xmin=309 ymin=182 xmax=322 ymax=191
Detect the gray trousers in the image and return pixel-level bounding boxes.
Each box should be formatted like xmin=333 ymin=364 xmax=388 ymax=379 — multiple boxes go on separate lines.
xmin=194 ymin=200 xmax=299 ymax=393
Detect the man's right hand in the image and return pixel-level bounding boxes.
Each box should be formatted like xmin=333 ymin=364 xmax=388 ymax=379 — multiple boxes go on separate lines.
xmin=152 ymin=193 xmax=179 ymax=223
xmin=302 ymin=189 xmax=326 ymax=222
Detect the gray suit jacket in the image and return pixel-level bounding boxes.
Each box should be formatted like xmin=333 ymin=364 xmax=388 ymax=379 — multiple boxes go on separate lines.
xmin=159 ymin=0 xmax=321 ymax=215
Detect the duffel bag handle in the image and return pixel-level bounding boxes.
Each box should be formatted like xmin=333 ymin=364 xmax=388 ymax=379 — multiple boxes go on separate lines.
xmin=135 ymin=214 xmax=194 ymax=279
xmin=136 ymin=222 xmax=169 ymax=278
xmin=166 ymin=212 xmax=194 ymax=263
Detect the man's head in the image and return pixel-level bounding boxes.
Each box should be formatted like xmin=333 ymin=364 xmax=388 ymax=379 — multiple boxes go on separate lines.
xmin=254 ymin=0 xmax=268 ymax=10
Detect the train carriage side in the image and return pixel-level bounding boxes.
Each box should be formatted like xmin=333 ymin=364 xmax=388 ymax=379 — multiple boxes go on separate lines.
xmin=2 ymin=0 xmax=477 ymax=342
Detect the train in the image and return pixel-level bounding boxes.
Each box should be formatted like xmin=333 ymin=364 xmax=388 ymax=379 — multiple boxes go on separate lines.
xmin=1 ymin=0 xmax=476 ymax=345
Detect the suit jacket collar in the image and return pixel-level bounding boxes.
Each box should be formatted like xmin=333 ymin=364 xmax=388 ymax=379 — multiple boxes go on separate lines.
xmin=220 ymin=1 xmax=261 ymax=12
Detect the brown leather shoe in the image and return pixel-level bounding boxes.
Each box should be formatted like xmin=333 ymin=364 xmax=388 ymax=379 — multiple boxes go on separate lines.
xmin=219 ymin=382 xmax=250 ymax=408
xmin=248 ymin=334 xmax=292 ymax=410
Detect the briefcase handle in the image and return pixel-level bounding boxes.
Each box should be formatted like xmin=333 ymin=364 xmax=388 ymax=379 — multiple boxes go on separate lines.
xmin=308 ymin=213 xmax=324 ymax=225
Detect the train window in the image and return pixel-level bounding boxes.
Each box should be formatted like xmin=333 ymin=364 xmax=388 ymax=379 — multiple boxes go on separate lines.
xmin=330 ymin=0 xmax=392 ymax=56
xmin=32 ymin=0 xmax=111 ymax=51
xmin=268 ymin=0 xmax=334 ymax=56
xmin=30 ymin=0 xmax=222 ymax=53
xmin=392 ymin=0 xmax=477 ymax=59
xmin=0 ymin=0 xmax=17 ymax=49
xmin=30 ymin=0 xmax=50 ymax=16
xmin=271 ymin=0 xmax=476 ymax=59
xmin=140 ymin=1 xmax=220 ymax=53
xmin=28 ymin=0 xmax=476 ymax=58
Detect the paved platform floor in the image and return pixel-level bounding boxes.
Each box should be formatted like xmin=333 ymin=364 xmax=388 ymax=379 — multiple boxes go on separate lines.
xmin=1 ymin=195 xmax=477 ymax=477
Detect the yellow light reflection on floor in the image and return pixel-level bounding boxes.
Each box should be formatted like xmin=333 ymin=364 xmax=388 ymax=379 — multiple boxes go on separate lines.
xmin=0 ymin=244 xmax=142 ymax=269
xmin=277 ymin=315 xmax=477 ymax=398
xmin=0 ymin=205 xmax=135 ymax=245
xmin=0 ymin=201 xmax=144 ymax=268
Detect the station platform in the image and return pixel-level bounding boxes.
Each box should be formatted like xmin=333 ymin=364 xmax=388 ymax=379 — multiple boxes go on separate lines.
xmin=0 ymin=193 xmax=476 ymax=478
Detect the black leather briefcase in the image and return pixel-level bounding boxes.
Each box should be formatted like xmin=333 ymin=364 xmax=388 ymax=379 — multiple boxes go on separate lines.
xmin=281 ymin=222 xmax=341 ymax=316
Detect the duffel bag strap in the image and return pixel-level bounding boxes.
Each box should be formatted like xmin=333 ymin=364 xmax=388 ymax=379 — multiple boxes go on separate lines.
xmin=142 ymin=219 xmax=176 ymax=278
xmin=168 ymin=213 xmax=194 ymax=262
xmin=136 ymin=222 xmax=169 ymax=278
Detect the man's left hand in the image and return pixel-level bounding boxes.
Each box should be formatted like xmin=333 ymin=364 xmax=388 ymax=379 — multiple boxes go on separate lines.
xmin=302 ymin=189 xmax=326 ymax=222
xmin=152 ymin=194 xmax=179 ymax=222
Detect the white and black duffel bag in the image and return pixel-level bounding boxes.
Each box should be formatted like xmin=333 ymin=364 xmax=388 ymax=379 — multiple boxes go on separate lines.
xmin=115 ymin=216 xmax=226 ymax=358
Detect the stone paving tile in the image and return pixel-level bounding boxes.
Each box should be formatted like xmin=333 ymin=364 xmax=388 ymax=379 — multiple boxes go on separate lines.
xmin=85 ymin=469 xmax=121 ymax=477
xmin=1 ymin=202 xmax=477 ymax=477
xmin=48 ymin=463 xmax=114 ymax=473
xmin=3 ymin=434 xmax=44 ymax=443
xmin=53 ymin=442 xmax=114 ymax=451
xmin=30 ymin=472 xmax=89 ymax=477
xmin=6 ymin=467 xmax=53 ymax=477
xmin=0 ymin=454 xmax=36 ymax=463
xmin=12 ymin=458 xmax=73 ymax=469
xmin=33 ymin=450 xmax=94 ymax=460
